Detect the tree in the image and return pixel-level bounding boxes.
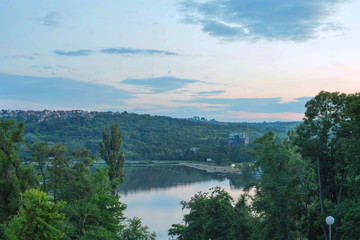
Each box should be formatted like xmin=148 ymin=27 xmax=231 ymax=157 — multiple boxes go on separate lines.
xmin=31 ymin=145 xmax=128 ymax=240
xmin=5 ymin=188 xmax=65 ymax=240
xmin=58 ymin=147 xmax=97 ymax=203
xmin=295 ymin=91 xmax=358 ymax=239
xmin=99 ymin=123 xmax=125 ymax=194
xmin=0 ymin=120 xmax=37 ymax=237
xmin=251 ymin=131 xmax=309 ymax=240
xmin=330 ymin=92 xmax=360 ymax=239
xmin=121 ymin=217 xmax=156 ymax=240
xmin=60 ymin=165 xmax=126 ymax=240
xmin=27 ymin=141 xmax=50 ymax=193
xmin=169 ymin=187 xmax=254 ymax=240
xmin=47 ymin=143 xmax=70 ymax=203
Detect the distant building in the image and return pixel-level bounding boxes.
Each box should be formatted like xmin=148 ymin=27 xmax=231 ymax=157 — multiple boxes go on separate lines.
xmin=229 ymin=133 xmax=249 ymax=146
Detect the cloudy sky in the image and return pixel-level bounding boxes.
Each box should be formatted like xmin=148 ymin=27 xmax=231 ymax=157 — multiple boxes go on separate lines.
xmin=1 ymin=0 xmax=359 ymax=122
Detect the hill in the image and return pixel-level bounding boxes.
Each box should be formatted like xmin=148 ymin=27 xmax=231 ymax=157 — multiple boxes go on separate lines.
xmin=2 ymin=110 xmax=300 ymax=161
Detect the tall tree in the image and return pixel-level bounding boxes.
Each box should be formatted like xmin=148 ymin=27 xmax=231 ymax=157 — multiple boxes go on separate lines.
xmin=27 ymin=141 xmax=50 ymax=193
xmin=99 ymin=123 xmax=125 ymax=194
xmin=48 ymin=143 xmax=70 ymax=203
xmin=331 ymin=92 xmax=360 ymax=239
xmin=295 ymin=91 xmax=360 ymax=240
xmin=251 ymin=131 xmax=309 ymax=240
xmin=0 ymin=120 xmax=37 ymax=237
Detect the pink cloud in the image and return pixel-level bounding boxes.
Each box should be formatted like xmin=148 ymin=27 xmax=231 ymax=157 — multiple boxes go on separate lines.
xmin=225 ymin=111 xmax=304 ymax=121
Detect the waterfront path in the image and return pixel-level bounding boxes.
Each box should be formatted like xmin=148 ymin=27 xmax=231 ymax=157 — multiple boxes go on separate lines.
xmin=179 ymin=163 xmax=241 ymax=174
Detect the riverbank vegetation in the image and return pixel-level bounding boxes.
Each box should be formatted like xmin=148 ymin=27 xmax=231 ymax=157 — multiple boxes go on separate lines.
xmin=170 ymin=91 xmax=360 ymax=240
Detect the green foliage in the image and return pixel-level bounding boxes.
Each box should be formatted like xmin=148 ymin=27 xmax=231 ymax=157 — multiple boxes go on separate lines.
xmin=24 ymin=139 xmax=157 ymax=240
xmin=1 ymin=119 xmax=156 ymax=239
xmin=5 ymin=188 xmax=65 ymax=240
xmin=0 ymin=120 xmax=38 ymax=238
xmin=61 ymin=167 xmax=127 ymax=239
xmin=27 ymin=141 xmax=50 ymax=193
xmin=0 ymin=120 xmax=25 ymax=220
xmin=57 ymin=147 xmax=97 ymax=203
xmin=170 ymin=187 xmax=254 ymax=240
xmin=21 ymin=112 xmax=297 ymax=160
xmin=48 ymin=143 xmax=70 ymax=203
xmin=99 ymin=123 xmax=125 ymax=193
xmin=26 ymin=143 xmax=128 ymax=239
xmin=251 ymin=131 xmax=309 ymax=239
xmin=121 ymin=217 xmax=156 ymax=240
xmin=295 ymin=91 xmax=360 ymax=239
xmin=336 ymin=199 xmax=360 ymax=239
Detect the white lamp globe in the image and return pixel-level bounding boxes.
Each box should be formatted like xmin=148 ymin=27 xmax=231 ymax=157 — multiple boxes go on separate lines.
xmin=326 ymin=216 xmax=335 ymax=225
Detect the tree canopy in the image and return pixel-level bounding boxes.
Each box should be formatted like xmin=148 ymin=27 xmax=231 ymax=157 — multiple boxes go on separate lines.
xmin=99 ymin=123 xmax=125 ymax=193
xmin=5 ymin=188 xmax=65 ymax=240
xmin=0 ymin=120 xmax=38 ymax=238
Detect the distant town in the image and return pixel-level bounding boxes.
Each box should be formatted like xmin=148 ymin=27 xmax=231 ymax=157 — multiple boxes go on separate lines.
xmin=0 ymin=109 xmax=100 ymax=122
xmin=0 ymin=109 xmax=221 ymax=124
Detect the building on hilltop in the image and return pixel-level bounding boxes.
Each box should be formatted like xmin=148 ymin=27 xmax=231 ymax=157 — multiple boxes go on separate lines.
xmin=228 ymin=133 xmax=249 ymax=146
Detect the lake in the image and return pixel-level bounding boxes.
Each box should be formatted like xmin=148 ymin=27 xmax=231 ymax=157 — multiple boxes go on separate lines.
xmin=118 ymin=164 xmax=254 ymax=240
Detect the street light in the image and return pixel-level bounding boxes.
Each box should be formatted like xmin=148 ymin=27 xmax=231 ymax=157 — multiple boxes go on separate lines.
xmin=326 ymin=216 xmax=335 ymax=240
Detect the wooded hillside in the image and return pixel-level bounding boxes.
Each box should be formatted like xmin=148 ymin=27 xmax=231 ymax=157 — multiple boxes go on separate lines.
xmin=16 ymin=112 xmax=299 ymax=160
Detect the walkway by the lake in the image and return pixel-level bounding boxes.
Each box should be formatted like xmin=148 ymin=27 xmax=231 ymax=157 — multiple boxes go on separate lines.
xmin=180 ymin=163 xmax=242 ymax=174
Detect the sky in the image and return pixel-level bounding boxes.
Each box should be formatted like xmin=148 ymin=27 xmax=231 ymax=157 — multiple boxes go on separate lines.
xmin=1 ymin=0 xmax=359 ymax=122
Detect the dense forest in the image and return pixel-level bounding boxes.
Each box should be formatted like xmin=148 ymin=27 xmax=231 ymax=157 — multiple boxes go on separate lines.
xmin=10 ymin=112 xmax=299 ymax=161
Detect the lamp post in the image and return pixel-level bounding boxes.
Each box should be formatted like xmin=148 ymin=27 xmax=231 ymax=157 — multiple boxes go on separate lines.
xmin=326 ymin=216 xmax=335 ymax=240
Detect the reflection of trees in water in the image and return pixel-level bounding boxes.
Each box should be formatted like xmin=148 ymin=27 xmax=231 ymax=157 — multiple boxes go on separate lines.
xmin=228 ymin=174 xmax=256 ymax=190
xmin=118 ymin=165 xmax=254 ymax=194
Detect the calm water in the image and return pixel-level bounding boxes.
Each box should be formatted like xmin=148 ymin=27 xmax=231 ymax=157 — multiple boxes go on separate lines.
xmin=118 ymin=165 xmax=254 ymax=240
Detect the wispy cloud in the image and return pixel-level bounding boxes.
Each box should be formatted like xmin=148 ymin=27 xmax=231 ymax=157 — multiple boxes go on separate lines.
xmin=179 ymin=0 xmax=346 ymax=41
xmin=31 ymin=65 xmax=78 ymax=72
xmin=193 ymin=90 xmax=225 ymax=96
xmin=0 ymin=73 xmax=311 ymax=121
xmin=181 ymin=97 xmax=311 ymax=113
xmin=121 ymin=76 xmax=201 ymax=93
xmin=53 ymin=49 xmax=93 ymax=56
xmin=52 ymin=47 xmax=179 ymax=57
xmin=129 ymin=103 xmax=305 ymax=122
xmin=100 ymin=47 xmax=179 ymax=56
xmin=2 ymin=55 xmax=36 ymax=60
xmin=34 ymin=11 xmax=61 ymax=27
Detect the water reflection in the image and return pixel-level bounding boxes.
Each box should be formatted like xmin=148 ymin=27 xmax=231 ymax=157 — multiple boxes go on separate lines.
xmin=119 ymin=165 xmax=253 ymax=194
xmin=118 ymin=165 xmax=254 ymax=240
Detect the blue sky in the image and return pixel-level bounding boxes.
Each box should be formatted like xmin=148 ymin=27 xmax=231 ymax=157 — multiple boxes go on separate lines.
xmin=1 ymin=0 xmax=359 ymax=122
